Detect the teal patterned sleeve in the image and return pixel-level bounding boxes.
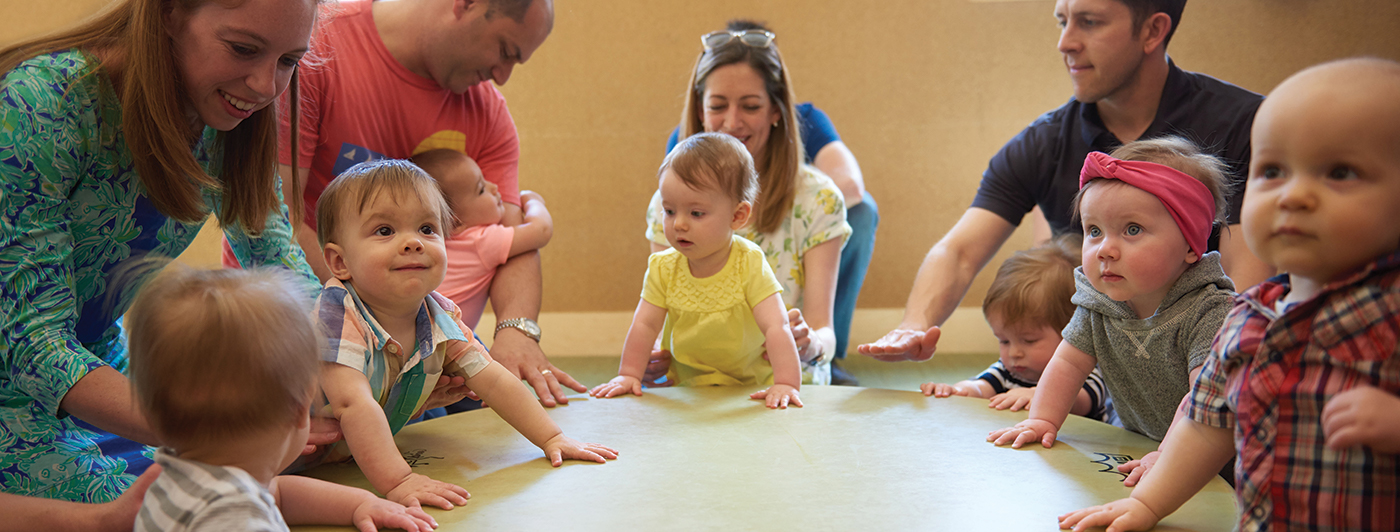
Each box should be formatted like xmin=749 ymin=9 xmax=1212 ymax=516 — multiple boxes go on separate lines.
xmin=0 ymin=59 xmax=110 ymax=415
xmin=221 ymin=172 xmax=321 ymax=297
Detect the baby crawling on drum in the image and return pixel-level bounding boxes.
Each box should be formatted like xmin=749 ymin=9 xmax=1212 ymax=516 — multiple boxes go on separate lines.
xmin=590 ymin=133 xmax=804 ymax=409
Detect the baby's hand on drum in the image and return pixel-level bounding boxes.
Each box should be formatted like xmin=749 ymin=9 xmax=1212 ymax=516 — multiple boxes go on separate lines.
xmin=384 ymin=473 xmax=470 ymax=510
xmin=988 ymin=418 xmax=1058 ymax=448
xmin=1058 ymin=497 xmax=1161 ymax=532
xmin=589 ymin=376 xmax=642 ymax=398
xmin=988 ymin=387 xmax=1036 ymax=411
xmin=921 ymin=382 xmax=971 ymax=397
xmin=750 ymin=384 xmax=803 ymax=409
xmin=540 ymin=434 xmax=618 ymax=467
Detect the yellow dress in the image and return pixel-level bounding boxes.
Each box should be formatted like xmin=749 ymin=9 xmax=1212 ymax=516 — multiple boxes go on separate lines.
xmin=642 ymin=236 xmax=783 ymax=386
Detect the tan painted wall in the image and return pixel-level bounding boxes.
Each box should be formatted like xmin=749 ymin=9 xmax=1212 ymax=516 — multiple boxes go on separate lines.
xmin=10 ymin=0 xmax=1400 ymax=312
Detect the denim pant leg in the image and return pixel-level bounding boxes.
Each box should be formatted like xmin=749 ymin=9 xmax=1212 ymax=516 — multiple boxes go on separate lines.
xmin=834 ymin=191 xmax=879 ymax=359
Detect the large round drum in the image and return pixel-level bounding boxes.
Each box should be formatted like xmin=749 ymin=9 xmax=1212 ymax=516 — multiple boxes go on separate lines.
xmin=293 ymin=386 xmax=1237 ymax=531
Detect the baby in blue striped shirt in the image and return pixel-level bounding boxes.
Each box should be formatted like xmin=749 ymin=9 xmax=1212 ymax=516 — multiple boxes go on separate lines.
xmin=921 ymin=236 xmax=1112 ymax=424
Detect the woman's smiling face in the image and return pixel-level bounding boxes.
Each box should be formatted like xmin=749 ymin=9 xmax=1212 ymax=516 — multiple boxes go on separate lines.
xmin=167 ymin=0 xmax=316 ymax=133
xmin=699 ymin=62 xmax=779 ymax=163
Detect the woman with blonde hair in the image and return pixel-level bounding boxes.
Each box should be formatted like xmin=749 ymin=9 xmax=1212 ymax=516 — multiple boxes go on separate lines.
xmin=646 ymin=20 xmax=851 ymax=385
xmin=0 ymin=0 xmax=321 ymax=502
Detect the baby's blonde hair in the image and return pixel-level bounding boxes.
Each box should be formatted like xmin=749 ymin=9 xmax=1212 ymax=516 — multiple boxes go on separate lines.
xmin=316 ymin=159 xmax=455 ymax=247
xmin=983 ymin=234 xmax=1081 ymax=332
xmin=659 ymin=132 xmax=759 ymax=207
xmin=126 ymin=266 xmax=319 ymax=449
xmin=411 ymin=149 xmax=477 ymax=222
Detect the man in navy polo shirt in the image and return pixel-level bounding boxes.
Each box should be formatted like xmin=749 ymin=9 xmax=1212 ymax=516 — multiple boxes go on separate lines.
xmin=860 ymin=0 xmax=1270 ymax=362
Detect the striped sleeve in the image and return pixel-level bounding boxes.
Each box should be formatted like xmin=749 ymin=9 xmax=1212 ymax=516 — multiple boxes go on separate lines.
xmin=1080 ymin=366 xmax=1112 ymax=423
xmin=974 ymin=360 xmax=1035 ymax=395
xmin=430 ymin=292 xmax=492 ymax=379
xmin=314 ymin=284 xmax=370 ymax=370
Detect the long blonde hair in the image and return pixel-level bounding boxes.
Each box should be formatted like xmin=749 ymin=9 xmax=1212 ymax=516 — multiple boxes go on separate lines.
xmin=0 ymin=0 xmax=312 ymax=234
xmin=679 ymin=20 xmax=801 ymax=234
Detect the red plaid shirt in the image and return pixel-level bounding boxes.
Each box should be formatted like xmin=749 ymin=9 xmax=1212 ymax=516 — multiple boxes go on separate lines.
xmin=1188 ymin=250 xmax=1400 ymax=531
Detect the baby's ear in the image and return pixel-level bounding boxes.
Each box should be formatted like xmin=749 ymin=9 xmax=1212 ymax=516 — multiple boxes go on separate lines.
xmin=323 ymin=243 xmax=354 ymax=281
xmin=731 ymin=201 xmax=753 ymax=230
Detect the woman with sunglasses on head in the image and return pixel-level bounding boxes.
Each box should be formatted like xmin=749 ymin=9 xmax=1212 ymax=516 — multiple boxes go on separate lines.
xmin=646 ymin=19 xmax=853 ymax=386
xmin=664 ymin=20 xmax=878 ymax=386
xmin=0 ymin=0 xmax=323 ymax=504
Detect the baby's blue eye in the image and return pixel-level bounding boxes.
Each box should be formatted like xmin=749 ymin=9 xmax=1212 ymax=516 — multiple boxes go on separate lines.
xmin=691 ymin=211 xmax=705 ymax=218
xmin=1086 ymin=226 xmax=1101 ymax=238
xmin=1126 ymin=225 xmax=1142 ymax=236
xmin=1259 ymin=165 xmax=1282 ymax=179
xmin=1327 ymin=165 xmax=1359 ymax=180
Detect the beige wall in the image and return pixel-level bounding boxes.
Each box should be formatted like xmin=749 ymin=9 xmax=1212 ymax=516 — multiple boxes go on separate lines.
xmin=10 ymin=0 xmax=1400 ymax=312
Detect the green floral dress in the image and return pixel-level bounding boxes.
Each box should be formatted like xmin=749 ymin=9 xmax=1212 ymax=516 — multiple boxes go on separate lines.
xmin=0 ymin=50 xmax=318 ymax=502
xmin=647 ymin=166 xmax=851 ymax=383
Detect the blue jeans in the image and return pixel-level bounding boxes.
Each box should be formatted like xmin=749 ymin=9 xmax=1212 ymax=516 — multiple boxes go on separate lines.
xmin=834 ymin=191 xmax=878 ymax=360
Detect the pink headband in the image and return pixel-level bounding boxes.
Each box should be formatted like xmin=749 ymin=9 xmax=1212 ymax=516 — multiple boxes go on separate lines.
xmin=1079 ymin=151 xmax=1215 ymax=258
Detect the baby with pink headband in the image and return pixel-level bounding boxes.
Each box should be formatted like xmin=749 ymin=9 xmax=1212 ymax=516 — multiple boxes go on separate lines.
xmin=986 ymin=136 xmax=1237 ymax=482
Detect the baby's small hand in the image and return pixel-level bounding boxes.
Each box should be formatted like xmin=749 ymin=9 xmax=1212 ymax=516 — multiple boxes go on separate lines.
xmin=1057 ymin=497 xmax=1161 ymax=532
xmin=539 ymin=433 xmax=619 ymax=467
xmin=589 ymin=376 xmax=643 ymax=398
xmin=921 ymin=382 xmax=970 ymax=397
xmin=750 ymin=384 xmax=802 ymax=409
xmin=987 ymin=418 xmax=1058 ymax=449
xmin=1117 ymin=450 xmax=1161 ymax=487
xmin=521 ymin=190 xmax=545 ymax=205
xmin=351 ymin=498 xmax=439 ymax=532
xmin=1322 ymin=385 xmax=1400 ymax=453
xmin=384 ymin=473 xmax=470 ymax=510
xmin=988 ymin=387 xmax=1036 ymax=411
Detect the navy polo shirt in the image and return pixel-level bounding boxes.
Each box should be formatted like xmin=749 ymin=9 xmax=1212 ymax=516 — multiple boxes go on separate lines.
xmin=971 ymin=60 xmax=1263 ymax=244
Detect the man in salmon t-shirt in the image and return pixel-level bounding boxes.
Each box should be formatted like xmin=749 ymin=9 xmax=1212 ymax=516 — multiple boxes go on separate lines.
xmin=221 ymin=0 xmax=582 ymax=407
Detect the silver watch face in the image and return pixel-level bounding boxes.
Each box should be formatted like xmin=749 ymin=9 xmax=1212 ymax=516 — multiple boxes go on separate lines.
xmin=521 ymin=320 xmax=541 ymax=337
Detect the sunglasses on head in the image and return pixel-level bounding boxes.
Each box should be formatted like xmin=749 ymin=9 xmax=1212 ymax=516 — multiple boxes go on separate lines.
xmin=701 ymin=29 xmax=776 ymax=51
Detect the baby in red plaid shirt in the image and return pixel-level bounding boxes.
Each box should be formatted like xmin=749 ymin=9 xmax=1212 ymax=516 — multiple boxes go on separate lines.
xmin=1060 ymin=57 xmax=1400 ymax=532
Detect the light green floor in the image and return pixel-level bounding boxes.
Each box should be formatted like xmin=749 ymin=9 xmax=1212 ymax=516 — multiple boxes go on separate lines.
xmin=552 ymin=353 xmax=999 ymax=392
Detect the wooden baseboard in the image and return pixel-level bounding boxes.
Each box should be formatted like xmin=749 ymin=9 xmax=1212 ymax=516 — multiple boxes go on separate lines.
xmin=477 ymin=307 xmax=996 ymax=357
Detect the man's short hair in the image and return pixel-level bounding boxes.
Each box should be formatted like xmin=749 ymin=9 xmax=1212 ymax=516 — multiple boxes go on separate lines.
xmin=127 ymin=266 xmax=319 ymax=450
xmin=983 ymin=235 xmax=1081 ymax=332
xmin=316 ymin=159 xmax=456 ymax=247
xmin=1118 ymin=0 xmax=1186 ymax=47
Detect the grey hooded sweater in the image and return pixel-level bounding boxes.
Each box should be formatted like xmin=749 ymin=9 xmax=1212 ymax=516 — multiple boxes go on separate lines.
xmin=1062 ymin=252 xmax=1235 ymax=441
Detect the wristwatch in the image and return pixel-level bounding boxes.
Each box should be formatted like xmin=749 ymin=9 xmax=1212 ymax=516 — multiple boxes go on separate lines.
xmin=495 ymin=317 xmax=542 ymax=342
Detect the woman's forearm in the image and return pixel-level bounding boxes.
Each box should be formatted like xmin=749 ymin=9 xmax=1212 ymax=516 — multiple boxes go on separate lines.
xmin=58 ymin=366 xmax=159 ymax=445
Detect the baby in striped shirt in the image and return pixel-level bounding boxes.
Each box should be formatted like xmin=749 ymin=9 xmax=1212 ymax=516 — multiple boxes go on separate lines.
xmin=311 ymin=159 xmax=616 ymax=511
xmin=921 ymin=235 xmax=1113 ymax=425
xmin=127 ymin=266 xmax=435 ymax=531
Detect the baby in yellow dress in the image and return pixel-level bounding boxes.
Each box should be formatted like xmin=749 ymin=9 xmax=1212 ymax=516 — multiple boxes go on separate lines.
xmin=590 ymin=133 xmax=804 ymax=408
